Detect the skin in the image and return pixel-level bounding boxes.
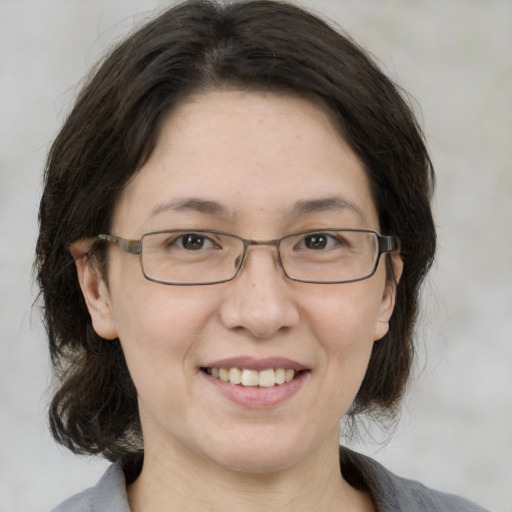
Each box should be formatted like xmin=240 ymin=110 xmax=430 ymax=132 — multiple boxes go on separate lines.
xmin=73 ymin=90 xmax=402 ymax=511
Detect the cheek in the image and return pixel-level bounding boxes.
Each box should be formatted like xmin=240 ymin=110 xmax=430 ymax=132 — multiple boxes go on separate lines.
xmin=109 ymin=284 xmax=216 ymax=385
xmin=294 ymin=290 xmax=380 ymax=430
xmin=303 ymin=282 xmax=386 ymax=388
xmin=107 ymin=248 xmax=215 ymax=348
xmin=108 ymin=289 xmax=215 ymax=436
xmin=306 ymin=281 xmax=385 ymax=347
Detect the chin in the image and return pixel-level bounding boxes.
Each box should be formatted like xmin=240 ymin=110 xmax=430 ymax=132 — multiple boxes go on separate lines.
xmin=198 ymin=428 xmax=312 ymax=475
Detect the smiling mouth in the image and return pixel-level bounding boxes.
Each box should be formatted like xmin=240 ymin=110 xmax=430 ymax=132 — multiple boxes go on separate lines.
xmin=202 ymin=367 xmax=304 ymax=388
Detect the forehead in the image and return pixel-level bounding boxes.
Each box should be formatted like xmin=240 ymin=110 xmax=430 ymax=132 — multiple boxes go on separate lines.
xmin=113 ymin=90 xmax=379 ymax=235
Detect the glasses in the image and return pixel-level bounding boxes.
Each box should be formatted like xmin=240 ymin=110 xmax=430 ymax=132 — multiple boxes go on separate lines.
xmin=98 ymin=229 xmax=399 ymax=285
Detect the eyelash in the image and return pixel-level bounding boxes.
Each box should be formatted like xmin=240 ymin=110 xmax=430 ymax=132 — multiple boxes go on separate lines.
xmin=295 ymin=232 xmax=348 ymax=250
xmin=169 ymin=233 xmax=218 ymax=251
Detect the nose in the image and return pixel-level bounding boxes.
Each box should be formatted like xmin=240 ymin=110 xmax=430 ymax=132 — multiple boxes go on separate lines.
xmin=218 ymin=246 xmax=300 ymax=339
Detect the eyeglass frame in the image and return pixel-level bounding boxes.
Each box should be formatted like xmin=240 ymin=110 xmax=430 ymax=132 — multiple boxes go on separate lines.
xmin=98 ymin=228 xmax=400 ymax=286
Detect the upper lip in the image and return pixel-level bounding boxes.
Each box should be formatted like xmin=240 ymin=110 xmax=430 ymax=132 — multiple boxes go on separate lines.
xmin=202 ymin=357 xmax=309 ymax=371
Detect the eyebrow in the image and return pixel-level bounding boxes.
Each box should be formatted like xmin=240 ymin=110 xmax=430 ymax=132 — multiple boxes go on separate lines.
xmin=151 ymin=197 xmax=230 ymax=217
xmin=289 ymin=196 xmax=366 ymax=220
xmin=150 ymin=195 xmax=366 ymax=221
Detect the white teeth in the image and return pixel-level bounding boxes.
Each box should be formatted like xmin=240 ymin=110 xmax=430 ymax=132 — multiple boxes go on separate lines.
xmin=229 ymin=367 xmax=242 ymax=385
xmin=274 ymin=368 xmax=286 ymax=385
xmin=207 ymin=367 xmax=298 ymax=387
xmin=258 ymin=369 xmax=275 ymax=388
xmin=241 ymin=369 xmax=259 ymax=386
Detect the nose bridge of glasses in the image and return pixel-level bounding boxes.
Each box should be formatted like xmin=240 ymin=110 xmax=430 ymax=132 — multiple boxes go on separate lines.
xmin=236 ymin=238 xmax=283 ymax=270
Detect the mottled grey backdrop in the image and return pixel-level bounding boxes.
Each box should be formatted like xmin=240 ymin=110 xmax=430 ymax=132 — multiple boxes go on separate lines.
xmin=0 ymin=1 xmax=510 ymax=511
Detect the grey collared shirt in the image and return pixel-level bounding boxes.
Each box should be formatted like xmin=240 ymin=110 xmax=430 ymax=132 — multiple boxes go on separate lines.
xmin=51 ymin=448 xmax=491 ymax=512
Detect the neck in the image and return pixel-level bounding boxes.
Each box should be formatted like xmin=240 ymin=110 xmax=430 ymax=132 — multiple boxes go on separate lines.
xmin=127 ymin=433 xmax=373 ymax=512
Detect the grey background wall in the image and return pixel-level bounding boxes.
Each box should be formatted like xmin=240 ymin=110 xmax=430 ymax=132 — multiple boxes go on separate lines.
xmin=0 ymin=1 xmax=510 ymax=510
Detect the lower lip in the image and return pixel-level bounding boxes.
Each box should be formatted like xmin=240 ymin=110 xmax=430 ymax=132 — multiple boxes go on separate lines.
xmin=201 ymin=370 xmax=309 ymax=409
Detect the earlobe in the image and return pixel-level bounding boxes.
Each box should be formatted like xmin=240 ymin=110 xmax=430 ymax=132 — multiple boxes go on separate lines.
xmin=374 ymin=254 xmax=403 ymax=341
xmin=70 ymin=240 xmax=118 ymax=340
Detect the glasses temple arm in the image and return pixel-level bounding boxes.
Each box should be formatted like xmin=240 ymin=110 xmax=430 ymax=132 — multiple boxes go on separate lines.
xmin=378 ymin=235 xmax=400 ymax=254
xmin=98 ymin=234 xmax=142 ymax=254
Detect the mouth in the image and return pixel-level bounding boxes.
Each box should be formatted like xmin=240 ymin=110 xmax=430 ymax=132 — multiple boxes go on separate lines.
xmin=199 ymin=358 xmax=310 ymax=408
xmin=201 ymin=367 xmax=305 ymax=388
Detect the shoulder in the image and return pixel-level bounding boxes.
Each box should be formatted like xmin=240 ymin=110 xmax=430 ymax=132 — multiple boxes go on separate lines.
xmin=340 ymin=447 xmax=491 ymax=512
xmin=50 ymin=489 xmax=94 ymax=512
xmin=50 ymin=462 xmax=130 ymax=512
xmin=382 ymin=473 xmax=490 ymax=512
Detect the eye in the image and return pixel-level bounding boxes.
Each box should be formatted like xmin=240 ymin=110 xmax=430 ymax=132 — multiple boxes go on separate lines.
xmin=175 ymin=233 xmax=217 ymax=251
xmin=299 ymin=232 xmax=340 ymax=250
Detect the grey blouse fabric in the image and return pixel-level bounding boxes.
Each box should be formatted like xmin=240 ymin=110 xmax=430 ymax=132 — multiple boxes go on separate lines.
xmin=51 ymin=448 xmax=490 ymax=511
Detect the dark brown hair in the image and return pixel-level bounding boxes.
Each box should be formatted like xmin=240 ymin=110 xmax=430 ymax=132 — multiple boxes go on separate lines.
xmin=36 ymin=0 xmax=436 ymax=461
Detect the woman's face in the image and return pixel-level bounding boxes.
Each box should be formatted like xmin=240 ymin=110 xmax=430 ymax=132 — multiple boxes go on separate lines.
xmin=81 ymin=90 xmax=398 ymax=473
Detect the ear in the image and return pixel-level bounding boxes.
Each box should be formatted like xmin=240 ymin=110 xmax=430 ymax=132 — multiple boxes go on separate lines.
xmin=374 ymin=253 xmax=403 ymax=341
xmin=70 ymin=240 xmax=118 ymax=340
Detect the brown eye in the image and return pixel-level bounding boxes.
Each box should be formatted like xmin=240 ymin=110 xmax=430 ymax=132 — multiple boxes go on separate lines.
xmin=180 ymin=234 xmax=208 ymax=250
xmin=303 ymin=233 xmax=329 ymax=249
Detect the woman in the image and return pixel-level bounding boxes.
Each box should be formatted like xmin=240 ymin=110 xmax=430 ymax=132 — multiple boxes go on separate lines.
xmin=36 ymin=1 xmax=489 ymax=510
